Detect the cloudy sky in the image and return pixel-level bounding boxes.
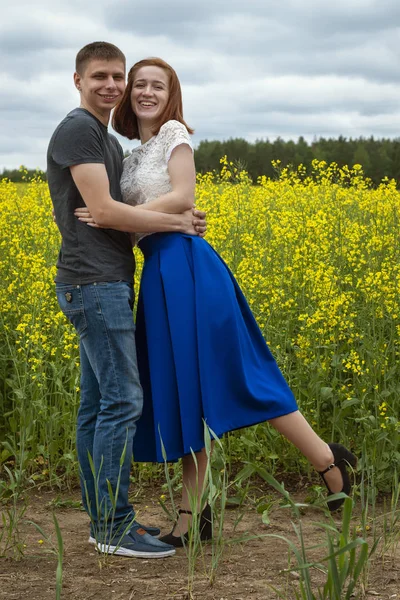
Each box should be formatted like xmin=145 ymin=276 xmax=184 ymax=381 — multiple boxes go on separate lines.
xmin=2 ymin=0 xmax=400 ymax=170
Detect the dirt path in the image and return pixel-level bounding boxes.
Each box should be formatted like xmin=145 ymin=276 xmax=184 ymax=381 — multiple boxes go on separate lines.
xmin=0 ymin=489 xmax=399 ymax=600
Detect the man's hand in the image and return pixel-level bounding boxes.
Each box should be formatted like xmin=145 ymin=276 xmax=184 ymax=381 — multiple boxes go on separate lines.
xmin=192 ymin=207 xmax=207 ymax=237
xmin=166 ymin=207 xmax=206 ymax=236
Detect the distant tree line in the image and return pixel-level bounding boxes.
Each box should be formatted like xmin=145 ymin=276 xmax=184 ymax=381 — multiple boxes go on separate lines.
xmin=1 ymin=167 xmax=46 ymax=183
xmin=2 ymin=136 xmax=400 ymax=185
xmin=194 ymin=136 xmax=400 ymax=186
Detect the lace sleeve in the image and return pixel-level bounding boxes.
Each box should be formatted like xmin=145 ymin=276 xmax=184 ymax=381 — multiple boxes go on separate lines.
xmin=160 ymin=120 xmax=194 ymax=162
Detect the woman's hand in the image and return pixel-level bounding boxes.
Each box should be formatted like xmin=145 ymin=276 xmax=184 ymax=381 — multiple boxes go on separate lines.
xmin=74 ymin=207 xmax=102 ymax=228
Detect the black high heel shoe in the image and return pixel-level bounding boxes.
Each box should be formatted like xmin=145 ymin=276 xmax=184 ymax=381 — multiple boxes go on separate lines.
xmin=318 ymin=443 xmax=357 ymax=512
xmin=159 ymin=504 xmax=213 ymax=548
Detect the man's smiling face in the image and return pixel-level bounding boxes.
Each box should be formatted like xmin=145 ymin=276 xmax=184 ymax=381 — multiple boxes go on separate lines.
xmin=74 ymin=59 xmax=126 ymax=119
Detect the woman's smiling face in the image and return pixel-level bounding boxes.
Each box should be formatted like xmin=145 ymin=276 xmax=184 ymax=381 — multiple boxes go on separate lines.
xmin=131 ymin=66 xmax=169 ymax=126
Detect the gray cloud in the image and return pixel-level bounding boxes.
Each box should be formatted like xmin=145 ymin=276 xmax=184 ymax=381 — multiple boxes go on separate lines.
xmin=1 ymin=0 xmax=400 ymax=169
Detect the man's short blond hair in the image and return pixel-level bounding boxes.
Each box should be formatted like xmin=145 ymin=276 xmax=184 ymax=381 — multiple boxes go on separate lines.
xmin=75 ymin=41 xmax=126 ymax=75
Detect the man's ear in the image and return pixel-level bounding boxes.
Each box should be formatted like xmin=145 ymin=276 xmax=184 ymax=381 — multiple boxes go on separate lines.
xmin=73 ymin=72 xmax=82 ymax=92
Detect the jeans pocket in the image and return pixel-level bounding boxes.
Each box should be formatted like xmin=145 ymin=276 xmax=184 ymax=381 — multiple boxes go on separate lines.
xmin=128 ymin=286 xmax=134 ymax=311
xmin=106 ymin=281 xmax=134 ymax=310
xmin=56 ymin=285 xmax=87 ymax=335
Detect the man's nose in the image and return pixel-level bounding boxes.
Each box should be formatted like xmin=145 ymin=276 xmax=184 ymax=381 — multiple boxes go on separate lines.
xmin=105 ymin=76 xmax=117 ymax=89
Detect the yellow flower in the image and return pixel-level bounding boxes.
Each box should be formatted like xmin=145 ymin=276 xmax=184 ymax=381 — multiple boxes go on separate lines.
xmin=1 ymin=163 xmax=399 ymax=483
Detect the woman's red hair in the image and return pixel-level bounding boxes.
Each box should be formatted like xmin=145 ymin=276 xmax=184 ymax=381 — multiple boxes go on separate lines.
xmin=112 ymin=57 xmax=193 ymax=139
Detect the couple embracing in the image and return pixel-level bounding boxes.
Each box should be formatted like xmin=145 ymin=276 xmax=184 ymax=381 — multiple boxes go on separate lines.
xmin=47 ymin=41 xmax=356 ymax=559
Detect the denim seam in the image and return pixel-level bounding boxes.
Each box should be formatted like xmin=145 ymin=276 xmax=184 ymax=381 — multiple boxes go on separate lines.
xmin=93 ymin=285 xmax=123 ymax=491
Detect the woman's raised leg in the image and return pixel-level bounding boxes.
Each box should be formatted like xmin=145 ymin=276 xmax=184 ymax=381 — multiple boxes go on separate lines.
xmin=269 ymin=411 xmax=350 ymax=493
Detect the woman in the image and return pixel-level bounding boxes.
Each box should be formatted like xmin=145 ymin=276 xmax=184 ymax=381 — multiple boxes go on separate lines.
xmin=76 ymin=58 xmax=356 ymax=547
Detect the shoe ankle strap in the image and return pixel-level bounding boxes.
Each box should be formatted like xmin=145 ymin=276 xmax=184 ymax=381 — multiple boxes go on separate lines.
xmin=178 ymin=508 xmax=193 ymax=515
xmin=318 ymin=462 xmax=335 ymax=475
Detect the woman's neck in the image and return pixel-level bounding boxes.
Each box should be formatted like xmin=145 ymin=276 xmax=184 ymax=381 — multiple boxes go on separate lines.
xmin=138 ymin=122 xmax=154 ymax=144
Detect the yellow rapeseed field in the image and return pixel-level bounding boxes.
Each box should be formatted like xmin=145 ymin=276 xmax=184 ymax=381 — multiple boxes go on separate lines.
xmin=0 ymin=159 xmax=399 ymax=487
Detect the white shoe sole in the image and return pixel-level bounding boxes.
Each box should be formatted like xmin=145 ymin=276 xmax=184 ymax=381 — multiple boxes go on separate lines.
xmin=89 ymin=534 xmax=160 ymax=544
xmin=95 ymin=542 xmax=175 ymax=558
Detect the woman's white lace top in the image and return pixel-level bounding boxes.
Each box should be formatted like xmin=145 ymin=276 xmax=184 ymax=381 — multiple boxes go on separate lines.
xmin=120 ymin=120 xmax=193 ymax=241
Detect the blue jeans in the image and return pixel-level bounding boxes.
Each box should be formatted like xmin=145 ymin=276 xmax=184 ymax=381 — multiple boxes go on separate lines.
xmin=56 ymin=281 xmax=143 ymax=532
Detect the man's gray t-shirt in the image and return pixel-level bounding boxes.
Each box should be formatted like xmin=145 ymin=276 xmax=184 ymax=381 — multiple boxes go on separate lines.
xmin=47 ymin=108 xmax=134 ymax=284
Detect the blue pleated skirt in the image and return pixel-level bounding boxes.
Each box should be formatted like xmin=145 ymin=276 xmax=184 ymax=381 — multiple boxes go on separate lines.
xmin=132 ymin=232 xmax=298 ymax=462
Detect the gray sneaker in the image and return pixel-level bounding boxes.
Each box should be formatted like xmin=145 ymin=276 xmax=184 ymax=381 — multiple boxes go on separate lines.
xmin=96 ymin=525 xmax=175 ymax=558
xmin=88 ymin=521 xmax=160 ymax=545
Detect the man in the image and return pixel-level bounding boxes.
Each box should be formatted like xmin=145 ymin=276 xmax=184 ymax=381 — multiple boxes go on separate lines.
xmin=47 ymin=41 xmax=206 ymax=558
